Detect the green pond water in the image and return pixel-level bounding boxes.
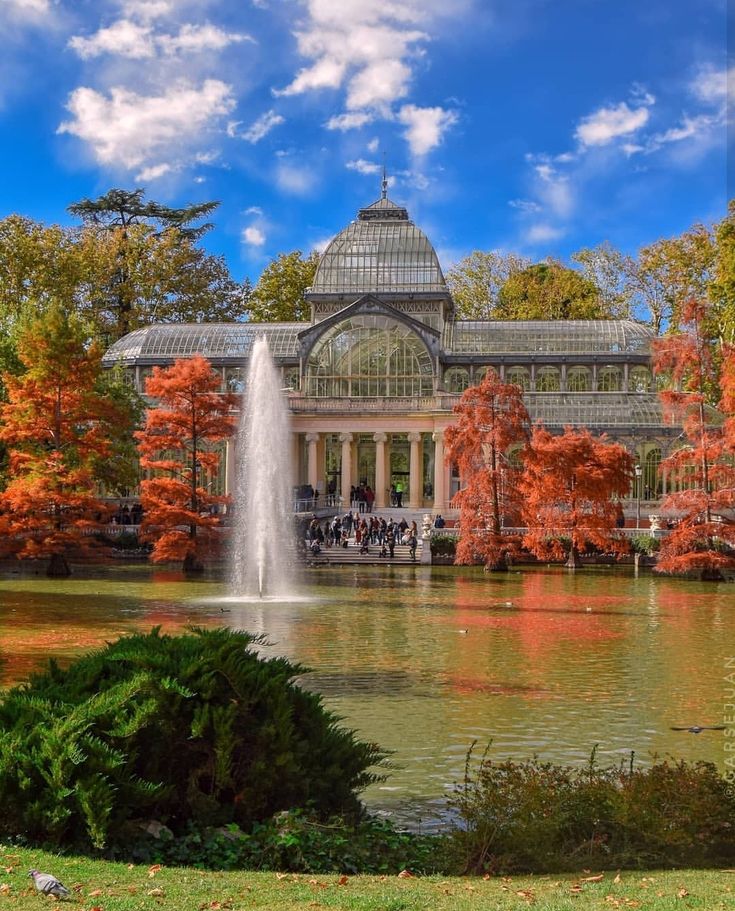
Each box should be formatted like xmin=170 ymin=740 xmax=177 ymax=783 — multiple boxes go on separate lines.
xmin=0 ymin=564 xmax=733 ymax=825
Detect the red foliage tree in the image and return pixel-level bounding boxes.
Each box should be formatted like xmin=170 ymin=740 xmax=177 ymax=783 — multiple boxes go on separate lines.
xmin=520 ymin=426 xmax=633 ymax=568
xmin=653 ymin=300 xmax=735 ymax=579
xmin=444 ymin=370 xmax=531 ymax=569
xmin=0 ymin=306 xmax=132 ymax=576
xmin=136 ymin=355 xmax=237 ymax=572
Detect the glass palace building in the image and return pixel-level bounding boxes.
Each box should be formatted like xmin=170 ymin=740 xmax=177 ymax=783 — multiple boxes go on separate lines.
xmin=103 ymin=189 xmax=680 ymax=513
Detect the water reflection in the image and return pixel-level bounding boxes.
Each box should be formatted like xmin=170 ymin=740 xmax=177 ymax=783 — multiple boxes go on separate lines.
xmin=0 ymin=564 xmax=732 ymax=825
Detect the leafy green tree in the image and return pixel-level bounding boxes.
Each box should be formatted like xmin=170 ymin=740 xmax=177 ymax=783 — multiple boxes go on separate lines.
xmin=571 ymin=241 xmax=636 ymax=319
xmin=446 ymin=251 xmax=531 ymax=319
xmin=709 ymin=200 xmax=735 ymax=346
xmin=497 ymin=261 xmax=605 ymax=320
xmin=247 ymin=250 xmax=319 ymax=322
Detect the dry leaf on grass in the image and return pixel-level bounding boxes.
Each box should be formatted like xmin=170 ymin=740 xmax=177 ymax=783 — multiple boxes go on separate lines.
xmin=398 ymin=869 xmax=414 ymax=879
xmin=581 ymin=874 xmax=604 ymax=883
xmin=337 ymin=875 xmax=348 ymax=886
xmin=0 ymin=884 xmax=10 ymax=894
xmin=148 ymin=864 xmax=162 ymax=878
xmin=147 ymin=887 xmax=165 ymax=897
xmin=89 ymin=889 xmax=103 ymax=897
xmin=677 ymin=889 xmax=690 ymax=898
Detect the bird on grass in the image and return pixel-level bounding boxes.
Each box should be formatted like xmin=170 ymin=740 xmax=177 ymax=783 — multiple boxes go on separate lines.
xmin=670 ymin=725 xmax=726 ymax=734
xmin=28 ymin=870 xmax=71 ymax=899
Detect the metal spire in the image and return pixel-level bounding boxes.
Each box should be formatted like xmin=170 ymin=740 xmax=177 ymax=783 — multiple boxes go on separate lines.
xmin=381 ymin=158 xmax=388 ymax=199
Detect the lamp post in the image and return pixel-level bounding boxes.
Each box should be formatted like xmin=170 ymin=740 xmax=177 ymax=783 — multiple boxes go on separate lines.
xmin=634 ymin=463 xmax=642 ymax=530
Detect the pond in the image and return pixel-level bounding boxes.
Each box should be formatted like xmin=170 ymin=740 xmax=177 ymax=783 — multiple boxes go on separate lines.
xmin=0 ymin=564 xmax=732 ymax=826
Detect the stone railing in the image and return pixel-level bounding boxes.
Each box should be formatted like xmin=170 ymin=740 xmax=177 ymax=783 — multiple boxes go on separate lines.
xmin=288 ymin=395 xmax=459 ymax=413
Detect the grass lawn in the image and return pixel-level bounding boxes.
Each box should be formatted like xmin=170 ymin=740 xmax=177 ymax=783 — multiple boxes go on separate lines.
xmin=0 ymin=848 xmax=733 ymax=910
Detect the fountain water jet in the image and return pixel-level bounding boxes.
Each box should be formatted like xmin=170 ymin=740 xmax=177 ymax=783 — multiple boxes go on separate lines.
xmin=230 ymin=336 xmax=297 ymax=598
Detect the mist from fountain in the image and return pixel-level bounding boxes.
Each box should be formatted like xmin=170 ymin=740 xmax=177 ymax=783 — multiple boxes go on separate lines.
xmin=230 ymin=336 xmax=297 ymax=598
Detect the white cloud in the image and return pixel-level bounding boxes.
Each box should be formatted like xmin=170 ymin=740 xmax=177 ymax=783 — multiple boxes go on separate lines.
xmin=3 ymin=0 xmax=49 ymax=14
xmin=58 ymin=79 xmax=235 ymax=170
xmin=575 ymin=98 xmax=653 ymax=147
xmin=397 ymin=104 xmax=458 ymax=156
xmin=275 ymin=162 xmax=316 ymax=195
xmin=135 ymin=162 xmax=172 ymax=181
xmin=69 ymin=20 xmax=251 ymax=60
xmin=245 ymin=205 xmax=263 ymax=215
xmin=346 ymin=158 xmax=381 ymax=175
xmin=242 ymin=225 xmax=266 ymax=246
xmin=367 ymin=137 xmax=379 ymax=153
xmin=534 ymin=162 xmax=573 ymax=217
xmin=509 ymin=198 xmax=542 ymax=214
xmin=526 ymin=223 xmax=565 ymax=244
xmin=690 ymin=65 xmax=733 ymax=105
xmin=325 ymin=111 xmax=374 ymax=131
xmin=240 ymin=109 xmax=285 ymax=143
xmin=69 ymin=20 xmax=156 ymax=60
xmin=119 ymin=0 xmax=172 ymax=21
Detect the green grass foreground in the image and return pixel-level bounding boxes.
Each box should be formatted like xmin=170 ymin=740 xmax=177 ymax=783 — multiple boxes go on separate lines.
xmin=0 ymin=849 xmax=733 ymax=910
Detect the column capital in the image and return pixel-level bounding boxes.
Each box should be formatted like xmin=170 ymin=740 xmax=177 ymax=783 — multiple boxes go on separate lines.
xmin=373 ymin=432 xmax=388 ymax=444
xmin=407 ymin=431 xmax=422 ymax=443
xmin=432 ymin=430 xmax=444 ymax=443
xmin=305 ymin=432 xmax=320 ymax=443
xmin=339 ymin=432 xmax=353 ymax=443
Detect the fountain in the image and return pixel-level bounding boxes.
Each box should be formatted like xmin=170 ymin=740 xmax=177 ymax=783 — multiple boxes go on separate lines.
xmin=230 ymin=336 xmax=296 ymax=598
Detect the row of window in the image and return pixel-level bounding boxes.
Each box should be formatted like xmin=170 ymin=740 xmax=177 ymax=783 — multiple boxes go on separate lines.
xmin=444 ymin=365 xmax=654 ymax=394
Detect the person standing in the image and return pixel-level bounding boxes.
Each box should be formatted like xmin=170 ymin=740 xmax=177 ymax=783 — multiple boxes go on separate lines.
xmin=395 ymin=480 xmax=403 ymax=508
xmin=387 ymin=526 xmax=395 ymax=559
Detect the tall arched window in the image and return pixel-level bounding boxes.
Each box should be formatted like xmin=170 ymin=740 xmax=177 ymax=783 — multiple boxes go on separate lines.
xmin=445 ymin=367 xmax=470 ymax=393
xmin=630 ymin=366 xmax=652 ymax=392
xmin=305 ymin=314 xmax=434 ymax=397
xmin=598 ymin=367 xmax=622 ymax=391
xmin=566 ymin=366 xmax=590 ymax=392
xmin=535 ymin=367 xmax=561 ymax=392
xmin=644 ymin=447 xmax=662 ymax=497
xmin=506 ymin=366 xmax=530 ymax=391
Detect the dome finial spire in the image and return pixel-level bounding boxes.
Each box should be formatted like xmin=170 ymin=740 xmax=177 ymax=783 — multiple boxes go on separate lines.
xmin=381 ymin=156 xmax=388 ymax=200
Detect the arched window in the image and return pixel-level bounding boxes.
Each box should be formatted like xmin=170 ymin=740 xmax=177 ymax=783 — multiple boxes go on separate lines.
xmin=629 ymin=366 xmax=652 ymax=393
xmin=506 ymin=366 xmax=530 ymax=391
xmin=598 ymin=367 xmax=622 ymax=392
xmin=535 ymin=367 xmax=561 ymax=392
xmin=305 ymin=314 xmax=434 ymax=397
xmin=226 ymin=367 xmax=246 ymax=393
xmin=474 ymin=366 xmax=489 ymax=384
xmin=644 ymin=447 xmax=662 ymax=497
xmin=283 ymin=367 xmax=300 ymax=392
xmin=566 ymin=366 xmax=590 ymax=392
xmin=445 ymin=367 xmax=470 ymax=393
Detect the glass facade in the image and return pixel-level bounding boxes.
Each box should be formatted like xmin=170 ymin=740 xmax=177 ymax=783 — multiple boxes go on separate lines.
xmin=305 ymin=314 xmax=434 ymax=397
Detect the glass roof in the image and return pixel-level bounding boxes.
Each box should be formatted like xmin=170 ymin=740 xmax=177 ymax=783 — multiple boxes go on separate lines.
xmin=445 ymin=320 xmax=653 ymax=355
xmin=102 ymin=323 xmax=303 ymax=364
xmin=524 ymin=393 xmax=665 ymax=427
xmin=310 ymin=196 xmax=447 ymax=295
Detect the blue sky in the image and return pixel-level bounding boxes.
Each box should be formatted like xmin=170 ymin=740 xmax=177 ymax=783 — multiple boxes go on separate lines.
xmin=0 ymin=0 xmax=730 ymax=285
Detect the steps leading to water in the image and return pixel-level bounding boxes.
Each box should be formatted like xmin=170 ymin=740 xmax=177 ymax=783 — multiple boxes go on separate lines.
xmin=305 ymin=542 xmax=422 ymax=566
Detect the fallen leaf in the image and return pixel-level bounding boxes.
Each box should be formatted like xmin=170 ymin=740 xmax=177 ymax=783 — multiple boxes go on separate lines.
xmin=614 ymin=873 xmax=622 ymax=884
xmin=275 ymin=873 xmax=288 ymax=881
xmin=582 ymin=874 xmax=605 ymax=883
xmin=398 ymin=869 xmax=414 ymax=879
xmin=90 ymin=906 xmax=103 ymax=911
xmin=89 ymin=889 xmax=103 ymax=897
xmin=147 ymin=887 xmax=165 ymax=897
xmin=148 ymin=864 xmax=162 ymax=878
xmin=677 ymin=889 xmax=690 ymax=899
xmin=127 ymin=864 xmax=134 ymax=870
xmin=3 ymin=867 xmax=13 ymax=874
xmin=570 ymin=883 xmax=583 ymax=894
xmin=0 ymin=884 xmax=10 ymax=894
xmin=337 ymin=875 xmax=348 ymax=886
xmin=483 ymin=874 xmax=491 ymax=881
xmin=516 ymin=888 xmax=536 ymax=902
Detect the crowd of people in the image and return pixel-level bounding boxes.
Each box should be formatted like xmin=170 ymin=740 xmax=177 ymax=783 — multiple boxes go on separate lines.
xmin=305 ymin=513 xmax=421 ymax=560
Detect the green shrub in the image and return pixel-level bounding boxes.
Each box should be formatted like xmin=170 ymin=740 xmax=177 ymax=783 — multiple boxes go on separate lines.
xmin=128 ymin=811 xmax=442 ymax=875
xmin=430 ymin=534 xmax=457 ymax=557
xmin=630 ymin=534 xmax=660 ymax=555
xmin=447 ymin=745 xmax=735 ymax=874
xmin=0 ymin=628 xmax=384 ymax=852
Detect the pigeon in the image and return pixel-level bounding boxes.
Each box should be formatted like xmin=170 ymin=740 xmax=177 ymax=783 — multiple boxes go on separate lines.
xmin=28 ymin=870 xmax=71 ymax=899
xmin=669 ymin=725 xmax=726 ymax=734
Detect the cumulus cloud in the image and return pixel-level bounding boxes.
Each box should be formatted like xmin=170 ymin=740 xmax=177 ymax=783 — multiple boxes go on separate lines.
xmin=69 ymin=20 xmax=251 ymax=60
xmin=3 ymin=0 xmax=49 ymax=14
xmin=239 ymin=109 xmax=285 ymax=143
xmin=575 ymin=96 xmax=654 ymax=147
xmin=119 ymin=0 xmax=172 ymax=21
xmin=690 ymin=65 xmax=733 ymax=105
xmin=397 ymin=104 xmax=458 ymax=156
xmin=135 ymin=162 xmax=172 ymax=181
xmin=275 ymin=161 xmax=316 ymax=195
xmin=367 ymin=137 xmax=379 ymax=152
xmin=58 ymin=79 xmax=235 ymax=170
xmin=526 ymin=223 xmax=565 ymax=244
xmin=242 ymin=225 xmax=266 ymax=246
xmin=277 ymin=0 xmax=461 ymax=154
xmin=346 ymin=158 xmax=381 ymax=175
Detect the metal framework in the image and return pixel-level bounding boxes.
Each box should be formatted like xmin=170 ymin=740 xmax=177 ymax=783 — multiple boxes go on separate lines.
xmin=445 ymin=320 xmax=653 ymax=355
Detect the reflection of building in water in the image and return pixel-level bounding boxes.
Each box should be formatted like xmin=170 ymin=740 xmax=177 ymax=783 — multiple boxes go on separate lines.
xmin=103 ymin=186 xmax=679 ymax=512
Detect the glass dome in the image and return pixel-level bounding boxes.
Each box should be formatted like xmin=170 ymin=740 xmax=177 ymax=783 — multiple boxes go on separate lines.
xmin=310 ymin=196 xmax=447 ymax=295
xmin=305 ymin=313 xmax=435 ymax=397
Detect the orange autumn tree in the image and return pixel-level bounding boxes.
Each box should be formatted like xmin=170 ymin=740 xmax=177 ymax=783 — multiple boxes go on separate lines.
xmin=444 ymin=369 xmax=531 ymax=569
xmin=520 ymin=426 xmax=633 ymax=569
xmin=0 ymin=305 xmax=133 ymax=576
xmin=136 ymin=355 xmax=237 ymax=572
xmin=653 ymin=299 xmax=735 ymax=580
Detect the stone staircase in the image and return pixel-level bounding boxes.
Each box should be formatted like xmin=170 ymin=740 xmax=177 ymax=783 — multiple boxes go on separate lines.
xmin=305 ymin=540 xmax=424 ymax=566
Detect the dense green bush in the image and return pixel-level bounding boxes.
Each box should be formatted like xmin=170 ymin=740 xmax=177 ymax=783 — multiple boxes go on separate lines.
xmin=430 ymin=534 xmax=457 ymax=557
xmin=447 ymin=745 xmax=735 ymax=874
xmin=0 ymin=628 xmax=384 ymax=852
xmin=127 ymin=811 xmax=442 ymax=874
xmin=630 ymin=534 xmax=660 ymax=555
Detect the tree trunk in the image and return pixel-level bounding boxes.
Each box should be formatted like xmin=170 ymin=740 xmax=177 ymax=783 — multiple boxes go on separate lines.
xmin=47 ymin=553 xmax=71 ymax=577
xmin=183 ymin=552 xmax=204 ymax=574
xmin=565 ymin=545 xmax=582 ymax=569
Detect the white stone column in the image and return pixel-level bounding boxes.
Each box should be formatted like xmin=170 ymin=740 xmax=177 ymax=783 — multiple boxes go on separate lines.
xmin=432 ymin=430 xmax=445 ymax=512
xmin=373 ymin=432 xmax=388 ymax=508
xmin=225 ymin=437 xmax=237 ymax=498
xmin=340 ymin=432 xmax=353 ymax=507
xmin=306 ymin=432 xmax=320 ymax=492
xmin=408 ymin=431 xmax=422 ymax=509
